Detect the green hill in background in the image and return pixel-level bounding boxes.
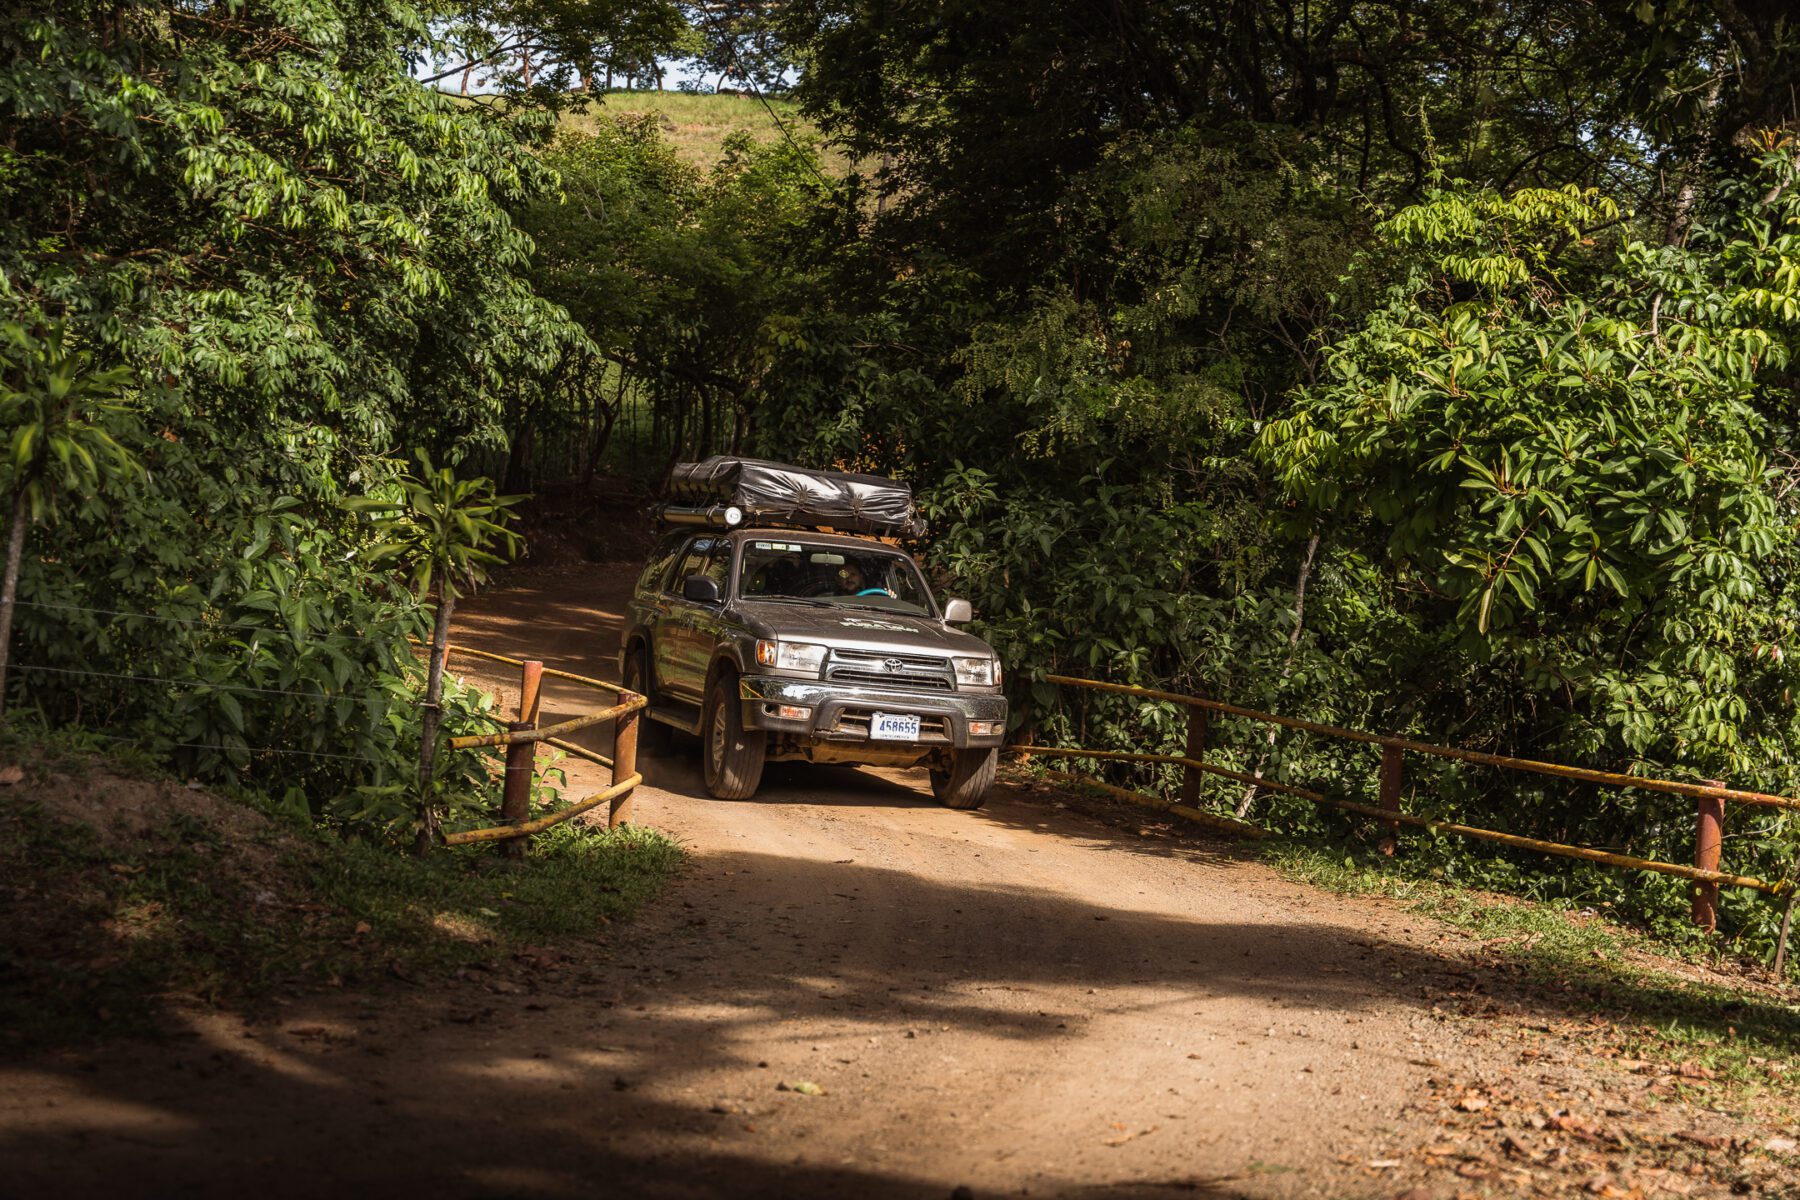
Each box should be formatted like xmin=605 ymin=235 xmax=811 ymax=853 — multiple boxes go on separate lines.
xmin=564 ymin=89 xmax=849 ymax=175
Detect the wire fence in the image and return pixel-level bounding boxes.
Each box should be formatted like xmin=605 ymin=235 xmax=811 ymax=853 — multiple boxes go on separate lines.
xmin=13 ymin=598 xmax=416 ymax=645
xmin=9 ymin=597 xmax=645 ymax=848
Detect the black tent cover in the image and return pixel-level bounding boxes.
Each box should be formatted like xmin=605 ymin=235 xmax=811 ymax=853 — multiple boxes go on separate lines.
xmin=668 ymin=457 xmax=926 ymax=538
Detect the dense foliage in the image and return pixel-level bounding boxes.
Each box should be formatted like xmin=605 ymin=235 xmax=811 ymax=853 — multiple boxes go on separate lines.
xmin=6 ymin=0 xmax=1800 ymax=956
xmin=729 ymin=0 xmax=1800 ymax=954
xmin=0 ymin=0 xmax=570 ymax=835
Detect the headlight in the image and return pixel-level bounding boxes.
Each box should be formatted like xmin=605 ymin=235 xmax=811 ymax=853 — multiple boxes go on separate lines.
xmin=755 ymin=640 xmax=827 ymax=672
xmin=951 ymin=656 xmax=999 ymax=687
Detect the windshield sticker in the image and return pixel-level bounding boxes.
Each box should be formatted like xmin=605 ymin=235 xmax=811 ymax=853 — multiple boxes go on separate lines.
xmin=839 ymin=617 xmax=912 ymax=632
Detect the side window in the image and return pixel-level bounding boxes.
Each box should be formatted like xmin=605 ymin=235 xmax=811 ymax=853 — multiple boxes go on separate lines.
xmin=638 ymin=533 xmax=686 ymax=596
xmin=670 ymin=536 xmax=717 ymax=593
xmin=701 ymin=539 xmax=733 ymax=591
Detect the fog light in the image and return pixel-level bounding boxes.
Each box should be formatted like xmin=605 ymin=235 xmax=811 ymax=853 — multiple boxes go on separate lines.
xmin=775 ymin=704 xmax=812 ymax=721
xmin=968 ymin=720 xmax=1001 ymax=737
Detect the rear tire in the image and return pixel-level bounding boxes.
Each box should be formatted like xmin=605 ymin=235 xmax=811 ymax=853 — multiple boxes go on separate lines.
xmin=702 ymin=670 xmax=766 ymax=800
xmin=623 ymin=643 xmax=672 ymax=752
xmin=931 ymin=746 xmax=997 ymax=810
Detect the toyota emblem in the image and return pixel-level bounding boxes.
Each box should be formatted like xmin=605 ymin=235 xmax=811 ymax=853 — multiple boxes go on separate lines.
xmin=883 ymin=658 xmax=904 ymax=673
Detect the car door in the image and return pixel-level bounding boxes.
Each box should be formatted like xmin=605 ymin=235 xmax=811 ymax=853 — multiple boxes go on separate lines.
xmin=679 ymin=538 xmax=736 ymax=697
xmin=653 ymin=535 xmax=709 ymax=696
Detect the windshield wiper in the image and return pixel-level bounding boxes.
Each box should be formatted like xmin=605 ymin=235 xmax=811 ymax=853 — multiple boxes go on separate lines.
xmin=745 ymin=595 xmax=834 ymax=608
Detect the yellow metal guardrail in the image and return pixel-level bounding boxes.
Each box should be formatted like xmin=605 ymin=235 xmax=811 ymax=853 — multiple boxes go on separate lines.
xmin=428 ymin=643 xmax=646 ymax=851
xmin=1022 ymin=674 xmax=1800 ymax=974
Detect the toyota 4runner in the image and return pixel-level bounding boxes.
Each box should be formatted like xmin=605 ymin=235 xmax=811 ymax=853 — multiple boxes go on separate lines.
xmin=620 ymin=525 xmax=1007 ymax=809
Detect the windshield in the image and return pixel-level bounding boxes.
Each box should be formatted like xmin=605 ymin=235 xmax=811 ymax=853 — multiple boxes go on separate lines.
xmin=737 ymin=539 xmax=936 ymax=616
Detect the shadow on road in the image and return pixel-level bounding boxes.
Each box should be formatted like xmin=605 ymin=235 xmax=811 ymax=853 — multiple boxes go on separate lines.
xmin=10 ymin=815 xmax=1799 ymax=1200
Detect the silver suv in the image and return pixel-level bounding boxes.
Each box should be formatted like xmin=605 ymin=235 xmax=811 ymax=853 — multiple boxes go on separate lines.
xmin=620 ymin=527 xmax=1007 ymax=808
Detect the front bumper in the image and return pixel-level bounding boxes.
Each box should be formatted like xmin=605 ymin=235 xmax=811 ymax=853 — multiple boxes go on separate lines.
xmin=738 ymin=674 xmax=1007 ymax=750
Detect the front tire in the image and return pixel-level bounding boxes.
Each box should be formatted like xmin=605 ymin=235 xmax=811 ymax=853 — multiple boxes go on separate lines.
xmin=702 ymin=671 xmax=766 ymax=800
xmin=622 ymin=643 xmax=672 ymax=752
xmin=931 ymin=746 xmax=997 ymax=810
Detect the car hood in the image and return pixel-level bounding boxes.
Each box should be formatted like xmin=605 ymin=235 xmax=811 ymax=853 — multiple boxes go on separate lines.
xmin=736 ymin=600 xmax=997 ymax=658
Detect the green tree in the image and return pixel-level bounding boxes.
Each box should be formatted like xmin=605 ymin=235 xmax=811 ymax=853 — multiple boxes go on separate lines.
xmin=0 ymin=321 xmax=135 ymax=713
xmin=361 ymin=456 xmax=522 ymax=850
xmin=0 ymin=0 xmax=573 ymax=816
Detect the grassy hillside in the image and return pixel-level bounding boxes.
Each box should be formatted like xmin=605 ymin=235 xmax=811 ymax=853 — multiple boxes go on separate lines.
xmin=565 ymin=89 xmax=850 ymax=174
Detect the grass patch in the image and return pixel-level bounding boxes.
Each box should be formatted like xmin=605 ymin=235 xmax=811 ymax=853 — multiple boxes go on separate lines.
xmin=1263 ymin=839 xmax=1800 ymax=1095
xmin=560 ymin=89 xmax=852 ymax=175
xmin=0 ymin=749 xmax=683 ymax=1052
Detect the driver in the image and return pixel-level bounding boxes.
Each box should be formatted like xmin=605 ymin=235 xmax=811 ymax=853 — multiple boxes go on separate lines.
xmin=838 ymin=561 xmax=895 ymax=598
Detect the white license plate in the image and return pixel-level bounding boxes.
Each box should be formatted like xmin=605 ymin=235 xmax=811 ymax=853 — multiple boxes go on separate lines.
xmin=869 ymin=712 xmax=921 ymax=741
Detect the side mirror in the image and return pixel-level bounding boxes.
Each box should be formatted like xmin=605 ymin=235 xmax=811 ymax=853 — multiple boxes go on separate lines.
xmin=943 ymin=598 xmax=973 ymax=624
xmin=682 ymin=574 xmax=722 ymax=604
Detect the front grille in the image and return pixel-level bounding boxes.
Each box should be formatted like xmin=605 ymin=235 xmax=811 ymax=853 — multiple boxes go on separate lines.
xmin=830 ymin=669 xmax=952 ymax=690
xmin=827 ymin=649 xmax=954 ymax=692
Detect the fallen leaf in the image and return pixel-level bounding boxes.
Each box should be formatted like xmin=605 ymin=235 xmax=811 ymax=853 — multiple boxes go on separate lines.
xmin=777 ymin=1080 xmax=824 ymax=1096
xmin=1366 ymin=1159 xmax=1402 ymax=1169
xmin=1455 ymin=1094 xmax=1489 ymax=1112
xmin=1764 ymin=1136 xmax=1797 ymax=1154
xmin=1675 ymin=1130 xmax=1729 ymax=1150
xmin=353 ymin=921 xmax=372 ymax=936
xmin=0 ymin=764 xmax=23 ymax=786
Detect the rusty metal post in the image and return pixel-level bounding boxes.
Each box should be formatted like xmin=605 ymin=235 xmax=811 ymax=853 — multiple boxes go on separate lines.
xmin=1180 ymin=706 xmax=1210 ymax=809
xmin=1692 ymin=781 xmax=1725 ymax=933
xmin=1774 ymin=887 xmax=1797 ymax=983
xmin=1378 ymin=745 xmax=1404 ymax=856
xmin=609 ymin=685 xmax=639 ymax=828
xmin=499 ymin=660 xmax=543 ymax=860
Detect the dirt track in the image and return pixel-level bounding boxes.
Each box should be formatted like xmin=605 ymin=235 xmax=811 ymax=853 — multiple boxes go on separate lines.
xmin=3 ymin=565 xmax=1788 ymax=1199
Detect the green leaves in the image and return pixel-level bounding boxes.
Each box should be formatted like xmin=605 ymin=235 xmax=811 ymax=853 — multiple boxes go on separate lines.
xmin=0 ymin=320 xmax=139 ymax=523
xmin=1255 ymin=151 xmax=1800 ymax=780
xmin=354 ymin=452 xmax=521 ymax=603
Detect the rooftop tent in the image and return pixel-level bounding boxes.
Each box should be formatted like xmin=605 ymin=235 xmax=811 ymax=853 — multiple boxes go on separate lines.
xmin=664 ymin=457 xmax=927 ymax=538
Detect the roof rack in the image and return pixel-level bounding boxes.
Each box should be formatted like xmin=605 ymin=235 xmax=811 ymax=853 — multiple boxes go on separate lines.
xmin=662 ymin=457 xmax=927 ymax=539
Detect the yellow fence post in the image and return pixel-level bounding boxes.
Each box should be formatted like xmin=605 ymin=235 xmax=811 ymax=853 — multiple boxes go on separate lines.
xmin=1180 ymin=706 xmax=1209 ymax=808
xmin=1693 ymin=781 xmax=1725 ymax=933
xmin=1377 ymin=745 xmax=1404 ymax=856
xmin=609 ymin=683 xmax=640 ymax=828
xmin=499 ymin=660 xmax=543 ymax=860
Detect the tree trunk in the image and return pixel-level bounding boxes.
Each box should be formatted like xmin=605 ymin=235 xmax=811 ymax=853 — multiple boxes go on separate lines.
xmin=503 ymin=418 xmax=534 ymax=495
xmin=0 ymin=489 xmax=29 ymax=718
xmin=414 ymin=584 xmax=456 ymax=854
xmin=460 ymin=63 xmax=473 ymax=95
xmin=876 ymin=152 xmax=894 ymax=218
xmin=1664 ymin=74 xmax=1723 ymax=246
xmin=1236 ymin=530 xmax=1322 ymax=818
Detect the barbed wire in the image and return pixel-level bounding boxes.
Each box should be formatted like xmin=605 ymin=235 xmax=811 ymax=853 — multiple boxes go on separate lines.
xmin=14 ymin=599 xmax=417 ymax=646
xmin=88 ymin=732 xmax=389 ymax=764
xmin=15 ymin=662 xmax=347 ymax=700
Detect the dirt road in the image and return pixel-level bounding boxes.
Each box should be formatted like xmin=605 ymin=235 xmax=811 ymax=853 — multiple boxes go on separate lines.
xmin=3 ymin=565 xmax=1786 ymax=1199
